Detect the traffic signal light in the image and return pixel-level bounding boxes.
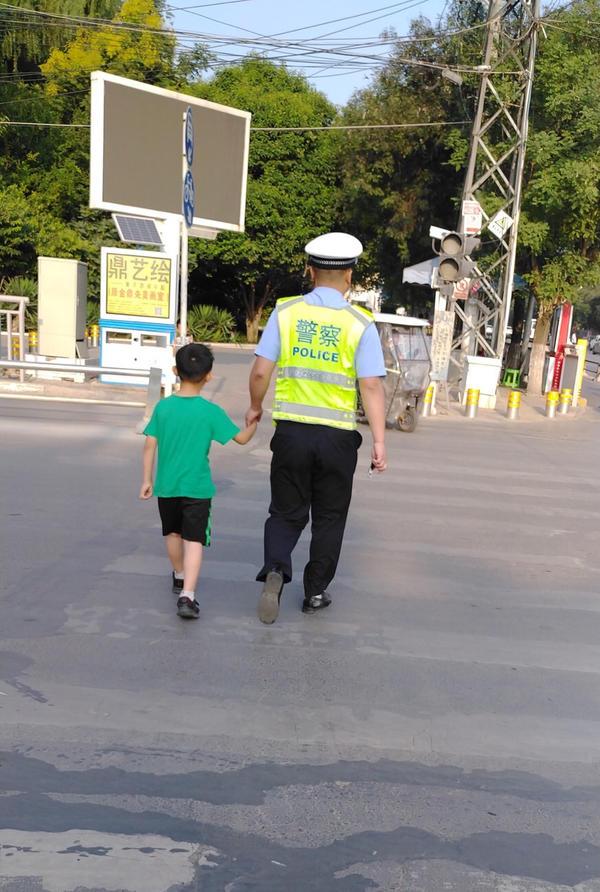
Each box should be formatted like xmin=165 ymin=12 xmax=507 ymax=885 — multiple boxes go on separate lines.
xmin=434 ymin=232 xmax=480 ymax=284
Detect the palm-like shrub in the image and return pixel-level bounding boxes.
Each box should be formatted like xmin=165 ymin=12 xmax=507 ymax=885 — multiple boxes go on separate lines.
xmin=87 ymin=301 xmax=100 ymax=327
xmin=187 ymin=305 xmax=236 ymax=343
xmin=1 ymin=276 xmax=37 ymax=328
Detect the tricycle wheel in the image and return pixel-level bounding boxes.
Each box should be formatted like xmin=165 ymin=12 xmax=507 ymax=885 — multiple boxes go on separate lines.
xmin=396 ymin=407 xmax=418 ymax=433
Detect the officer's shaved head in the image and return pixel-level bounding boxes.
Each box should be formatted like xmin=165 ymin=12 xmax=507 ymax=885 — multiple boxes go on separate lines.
xmin=307 ymin=263 xmax=353 ymax=292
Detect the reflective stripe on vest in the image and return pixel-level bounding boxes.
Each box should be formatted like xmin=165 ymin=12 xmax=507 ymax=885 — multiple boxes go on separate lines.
xmin=272 ymin=401 xmax=357 ymax=425
xmin=273 ymin=296 xmax=372 ymax=431
xmin=278 ymin=366 xmax=356 ymax=389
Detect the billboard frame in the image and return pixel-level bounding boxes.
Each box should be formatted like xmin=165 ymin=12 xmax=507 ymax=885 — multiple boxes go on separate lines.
xmin=100 ymin=247 xmax=178 ymax=327
xmin=90 ymin=71 xmax=251 ymax=233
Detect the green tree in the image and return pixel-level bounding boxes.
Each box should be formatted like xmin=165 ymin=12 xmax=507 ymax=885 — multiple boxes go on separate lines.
xmin=0 ymin=0 xmax=120 ymax=74
xmin=518 ymin=0 xmax=600 ymax=392
xmin=190 ymin=58 xmax=339 ymax=342
xmin=41 ymin=0 xmax=179 ymax=89
xmin=337 ymin=12 xmax=483 ymax=305
xmin=0 ymin=0 xmax=207 ymax=289
xmin=0 ymin=181 xmax=88 ymax=278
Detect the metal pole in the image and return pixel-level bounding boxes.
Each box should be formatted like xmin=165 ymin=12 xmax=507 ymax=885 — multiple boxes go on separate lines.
xmin=545 ymin=390 xmax=558 ymax=418
xmin=558 ymin=388 xmax=572 ymax=415
xmin=461 ymin=0 xmax=503 ymax=206
xmin=179 ymin=112 xmax=189 ymax=344
xmin=421 ymin=384 xmax=434 ymax=417
xmin=17 ymin=298 xmax=25 ymax=383
xmin=7 ymin=311 xmax=12 ymax=361
xmin=495 ymin=0 xmax=540 ymax=358
xmin=465 ymin=388 xmax=480 ymax=419
xmin=506 ymin=390 xmax=521 ymax=420
xmin=180 ymin=222 xmax=189 ymax=344
xmin=454 ymin=0 xmax=541 ymax=374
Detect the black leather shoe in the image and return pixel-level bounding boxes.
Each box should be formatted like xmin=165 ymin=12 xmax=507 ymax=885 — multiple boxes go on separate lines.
xmin=172 ymin=572 xmax=184 ymax=595
xmin=302 ymin=592 xmax=332 ymax=614
xmin=258 ymin=570 xmax=284 ymax=624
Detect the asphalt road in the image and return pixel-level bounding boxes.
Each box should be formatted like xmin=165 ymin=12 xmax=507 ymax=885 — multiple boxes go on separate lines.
xmin=2 ymin=350 xmax=600 ymax=891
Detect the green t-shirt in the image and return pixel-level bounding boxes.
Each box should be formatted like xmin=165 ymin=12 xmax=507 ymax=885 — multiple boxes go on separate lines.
xmin=144 ymin=395 xmax=240 ymax=499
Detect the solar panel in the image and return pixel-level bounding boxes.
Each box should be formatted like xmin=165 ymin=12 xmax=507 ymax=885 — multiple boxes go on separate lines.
xmin=112 ymin=214 xmax=163 ymax=246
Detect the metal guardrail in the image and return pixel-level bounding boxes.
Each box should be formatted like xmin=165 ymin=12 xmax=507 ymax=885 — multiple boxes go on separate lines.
xmin=585 ymin=357 xmax=600 ymax=382
xmin=0 ymin=359 xmax=163 ymax=424
xmin=0 ymin=296 xmax=29 ymax=382
xmin=0 ymin=359 xmax=153 ymax=378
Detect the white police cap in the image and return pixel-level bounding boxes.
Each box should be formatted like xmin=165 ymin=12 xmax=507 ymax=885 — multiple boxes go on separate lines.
xmin=305 ymin=232 xmax=363 ymax=270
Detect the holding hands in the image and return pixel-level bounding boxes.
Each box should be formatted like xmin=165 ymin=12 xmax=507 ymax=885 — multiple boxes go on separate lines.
xmin=245 ymin=406 xmax=263 ymax=428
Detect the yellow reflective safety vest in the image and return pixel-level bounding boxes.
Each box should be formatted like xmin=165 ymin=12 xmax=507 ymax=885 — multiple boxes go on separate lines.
xmin=272 ymin=295 xmax=373 ymax=431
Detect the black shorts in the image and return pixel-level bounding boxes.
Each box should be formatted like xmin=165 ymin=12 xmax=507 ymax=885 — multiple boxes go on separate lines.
xmin=157 ymin=497 xmax=212 ymax=545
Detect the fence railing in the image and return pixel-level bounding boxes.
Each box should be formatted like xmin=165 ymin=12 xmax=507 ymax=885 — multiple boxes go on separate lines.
xmin=0 ymin=296 xmax=29 ymax=382
xmin=0 ymin=359 xmax=162 ymax=423
xmin=585 ymin=357 xmax=600 ymax=383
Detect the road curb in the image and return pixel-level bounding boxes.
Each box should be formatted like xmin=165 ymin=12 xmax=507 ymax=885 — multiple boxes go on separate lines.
xmin=203 ymin=342 xmax=256 ymax=351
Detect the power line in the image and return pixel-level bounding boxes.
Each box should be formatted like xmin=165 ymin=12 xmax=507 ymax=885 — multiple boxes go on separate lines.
xmin=169 ymin=0 xmax=254 ymax=9
xmin=293 ymin=0 xmax=429 ymax=42
xmin=0 ymin=119 xmax=88 ymax=126
xmin=0 ymin=0 xmax=507 ymax=85
xmin=311 ymin=67 xmax=375 ymax=80
xmin=0 ymin=0 xmax=493 ymax=69
xmin=0 ymin=88 xmax=87 ymax=107
xmin=197 ymin=0 xmax=432 ymax=66
xmin=0 ymin=118 xmax=470 ymax=130
xmin=252 ymin=119 xmax=471 ymax=130
xmin=541 ymin=0 xmax=583 ymax=15
xmin=0 ymin=1 xmax=491 ymax=55
xmin=544 ymin=19 xmax=600 ymax=38
xmin=262 ymin=1 xmax=426 ymax=38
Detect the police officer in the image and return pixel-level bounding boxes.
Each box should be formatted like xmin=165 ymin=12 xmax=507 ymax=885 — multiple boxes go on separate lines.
xmin=246 ymin=232 xmax=387 ymax=625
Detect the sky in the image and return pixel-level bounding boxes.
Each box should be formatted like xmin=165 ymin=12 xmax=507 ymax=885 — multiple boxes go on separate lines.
xmin=170 ymin=0 xmax=447 ymax=106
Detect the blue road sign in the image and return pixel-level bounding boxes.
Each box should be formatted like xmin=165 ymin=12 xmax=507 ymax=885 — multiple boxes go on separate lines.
xmin=185 ymin=107 xmax=194 ymax=168
xmin=183 ymin=170 xmax=195 ymax=227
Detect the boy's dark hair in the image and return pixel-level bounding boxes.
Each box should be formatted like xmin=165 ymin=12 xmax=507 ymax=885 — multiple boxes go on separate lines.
xmin=175 ymin=343 xmax=214 ymax=382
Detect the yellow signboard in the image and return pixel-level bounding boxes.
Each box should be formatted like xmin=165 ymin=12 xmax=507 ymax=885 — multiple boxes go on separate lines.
xmin=105 ymin=252 xmax=172 ymax=320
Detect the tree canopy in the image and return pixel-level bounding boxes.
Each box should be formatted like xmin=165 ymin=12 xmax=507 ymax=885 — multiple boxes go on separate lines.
xmin=520 ymin=0 xmax=600 ymax=315
xmin=1 ymin=0 xmax=599 ymax=344
xmin=189 ymin=57 xmax=339 ymax=339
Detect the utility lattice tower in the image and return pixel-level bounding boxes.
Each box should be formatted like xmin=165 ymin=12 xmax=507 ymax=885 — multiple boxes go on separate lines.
xmin=452 ymin=0 xmax=541 ymax=366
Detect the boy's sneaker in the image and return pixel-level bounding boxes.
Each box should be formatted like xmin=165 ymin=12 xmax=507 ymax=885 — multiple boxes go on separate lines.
xmin=172 ymin=572 xmax=184 ymax=595
xmin=177 ymin=596 xmax=200 ymax=619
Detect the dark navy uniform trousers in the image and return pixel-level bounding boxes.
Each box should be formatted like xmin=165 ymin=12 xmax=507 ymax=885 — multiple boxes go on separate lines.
xmin=257 ymin=420 xmax=362 ymax=598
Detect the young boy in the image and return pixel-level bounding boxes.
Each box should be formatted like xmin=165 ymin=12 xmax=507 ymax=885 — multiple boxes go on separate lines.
xmin=140 ymin=343 xmax=256 ymax=619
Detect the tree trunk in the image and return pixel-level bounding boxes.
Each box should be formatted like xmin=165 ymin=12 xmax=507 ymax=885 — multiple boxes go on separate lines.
xmin=505 ymin=294 xmax=526 ymax=370
xmin=520 ymin=294 xmax=536 ymax=368
xmin=243 ymin=282 xmax=258 ymax=343
xmin=244 ymin=279 xmax=275 ymax=344
xmin=246 ymin=314 xmax=260 ymax=343
xmin=527 ymin=310 xmax=552 ymax=395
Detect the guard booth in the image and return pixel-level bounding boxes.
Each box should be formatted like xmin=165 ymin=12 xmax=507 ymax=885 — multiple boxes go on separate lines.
xmin=99 ymin=247 xmax=177 ymax=386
